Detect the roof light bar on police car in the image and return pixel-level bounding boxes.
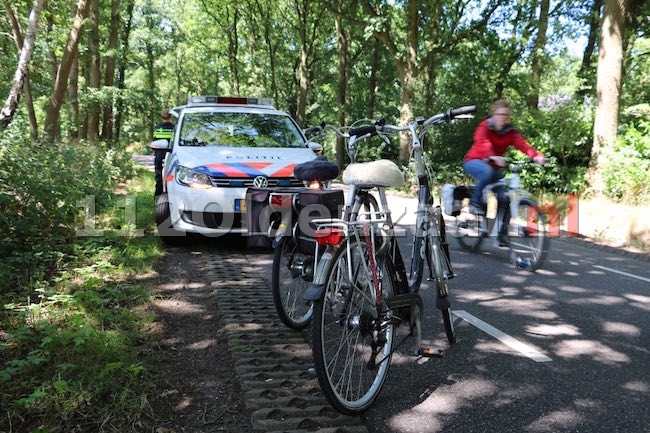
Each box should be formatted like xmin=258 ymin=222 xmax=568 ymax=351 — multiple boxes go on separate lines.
xmin=187 ymin=95 xmax=274 ymax=107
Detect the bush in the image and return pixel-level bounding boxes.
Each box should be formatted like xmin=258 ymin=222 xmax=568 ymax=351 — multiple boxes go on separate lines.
xmin=518 ymin=101 xmax=594 ymax=194
xmin=601 ymin=119 xmax=650 ymax=204
xmin=0 ymin=132 xmax=137 ymax=291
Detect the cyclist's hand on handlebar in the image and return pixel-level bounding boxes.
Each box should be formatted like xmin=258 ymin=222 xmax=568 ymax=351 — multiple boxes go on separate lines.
xmin=533 ymin=155 xmax=547 ymax=165
xmin=488 ymin=155 xmax=507 ymax=167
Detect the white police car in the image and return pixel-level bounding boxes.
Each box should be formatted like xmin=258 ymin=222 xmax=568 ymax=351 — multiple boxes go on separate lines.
xmin=151 ymin=96 xmax=321 ymax=244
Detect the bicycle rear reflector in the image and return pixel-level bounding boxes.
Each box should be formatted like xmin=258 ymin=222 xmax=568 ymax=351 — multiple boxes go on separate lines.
xmin=270 ymin=193 xmax=293 ymax=209
xmin=315 ymin=228 xmax=345 ymax=246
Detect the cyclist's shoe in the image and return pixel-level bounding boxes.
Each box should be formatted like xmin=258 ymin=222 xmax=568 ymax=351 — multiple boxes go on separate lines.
xmin=497 ymin=233 xmax=510 ymax=248
xmin=468 ymin=202 xmax=486 ymax=216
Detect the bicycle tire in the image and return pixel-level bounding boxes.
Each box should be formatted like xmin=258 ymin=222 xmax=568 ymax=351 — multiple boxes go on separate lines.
xmin=455 ymin=210 xmax=490 ymax=252
xmin=430 ymin=213 xmax=456 ymax=345
xmin=271 ymin=236 xmax=313 ymax=330
xmin=409 ymin=207 xmax=427 ymax=291
xmin=508 ymin=198 xmax=550 ymax=271
xmin=311 ymin=238 xmax=395 ymax=415
xmin=430 ymin=237 xmax=456 ymax=345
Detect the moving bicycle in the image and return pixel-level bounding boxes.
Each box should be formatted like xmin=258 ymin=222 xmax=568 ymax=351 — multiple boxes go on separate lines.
xmin=445 ymin=99 xmax=549 ymax=270
xmin=303 ymin=105 xmax=476 ymax=414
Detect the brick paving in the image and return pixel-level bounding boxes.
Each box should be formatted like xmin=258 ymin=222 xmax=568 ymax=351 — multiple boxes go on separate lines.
xmin=201 ymin=252 xmax=369 ymax=433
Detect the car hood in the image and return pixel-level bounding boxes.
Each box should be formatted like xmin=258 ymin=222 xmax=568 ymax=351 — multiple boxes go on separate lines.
xmin=173 ymin=146 xmax=317 ymax=178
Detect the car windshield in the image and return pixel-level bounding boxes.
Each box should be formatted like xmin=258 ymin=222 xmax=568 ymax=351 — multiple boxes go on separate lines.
xmin=178 ymin=111 xmax=305 ymax=148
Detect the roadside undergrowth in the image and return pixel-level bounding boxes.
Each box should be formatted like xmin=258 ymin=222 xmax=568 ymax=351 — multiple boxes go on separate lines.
xmin=1 ymin=166 xmax=165 ymax=433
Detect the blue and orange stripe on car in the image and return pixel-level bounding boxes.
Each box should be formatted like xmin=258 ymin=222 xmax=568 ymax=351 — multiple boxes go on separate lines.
xmin=197 ymin=162 xmax=297 ymax=178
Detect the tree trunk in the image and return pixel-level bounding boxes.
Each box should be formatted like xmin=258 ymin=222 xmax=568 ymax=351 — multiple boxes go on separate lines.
xmin=294 ymin=0 xmax=310 ymax=127
xmin=86 ymin=0 xmax=101 ymax=142
xmin=101 ymin=0 xmax=120 ymax=142
xmin=227 ymin=6 xmax=240 ymax=95
xmin=2 ymin=0 xmax=40 ymax=137
xmin=527 ymin=0 xmax=550 ymax=110
xmin=577 ymin=0 xmax=603 ymax=98
xmin=0 ymin=0 xmax=45 ymax=132
xmin=366 ymin=40 xmax=380 ymax=121
xmin=588 ymin=0 xmax=628 ymax=194
xmin=114 ymin=0 xmax=134 ymax=142
xmin=43 ymin=0 xmax=92 ymax=141
xmin=68 ymin=49 xmax=80 ymax=140
xmin=146 ymin=40 xmax=156 ymax=140
xmin=334 ymin=5 xmax=349 ymax=169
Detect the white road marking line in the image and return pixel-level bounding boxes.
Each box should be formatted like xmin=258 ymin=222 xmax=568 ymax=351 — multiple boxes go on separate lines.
xmin=593 ymin=265 xmax=650 ymax=283
xmin=452 ymin=310 xmax=552 ymax=363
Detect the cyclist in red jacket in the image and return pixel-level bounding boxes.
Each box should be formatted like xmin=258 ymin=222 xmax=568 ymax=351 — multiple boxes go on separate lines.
xmin=463 ymin=99 xmax=546 ymax=244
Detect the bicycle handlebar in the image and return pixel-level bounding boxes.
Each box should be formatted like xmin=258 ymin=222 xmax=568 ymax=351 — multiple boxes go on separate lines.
xmin=348 ymin=124 xmax=377 ymax=137
xmin=346 ymin=104 xmax=477 ymax=139
xmin=448 ymin=105 xmax=477 ymax=118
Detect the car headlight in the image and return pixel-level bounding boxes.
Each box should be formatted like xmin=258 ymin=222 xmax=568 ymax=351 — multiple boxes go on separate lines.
xmin=176 ymin=165 xmax=212 ymax=189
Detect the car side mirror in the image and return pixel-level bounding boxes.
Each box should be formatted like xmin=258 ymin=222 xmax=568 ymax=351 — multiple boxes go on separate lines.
xmin=307 ymin=141 xmax=323 ymax=155
xmin=150 ymin=139 xmax=171 ymax=152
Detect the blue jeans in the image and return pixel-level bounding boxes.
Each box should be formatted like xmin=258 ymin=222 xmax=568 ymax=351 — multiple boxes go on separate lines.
xmin=463 ymin=159 xmax=510 ymax=235
xmin=462 ymin=159 xmax=507 ymax=206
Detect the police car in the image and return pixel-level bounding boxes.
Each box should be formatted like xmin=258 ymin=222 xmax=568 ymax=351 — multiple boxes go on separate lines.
xmin=151 ymin=96 xmax=321 ymax=244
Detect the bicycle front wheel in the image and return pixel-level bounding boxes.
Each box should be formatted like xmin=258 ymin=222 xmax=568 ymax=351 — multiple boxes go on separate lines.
xmin=271 ymin=236 xmax=314 ymax=330
xmin=430 ymin=213 xmax=456 ymax=345
xmin=311 ymin=238 xmax=395 ymax=415
xmin=455 ymin=210 xmax=490 ymax=252
xmin=508 ymin=198 xmax=549 ymax=271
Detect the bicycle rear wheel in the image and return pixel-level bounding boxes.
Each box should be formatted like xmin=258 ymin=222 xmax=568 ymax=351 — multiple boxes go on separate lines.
xmin=311 ymin=238 xmax=395 ymax=415
xmin=508 ymin=198 xmax=549 ymax=271
xmin=271 ymin=236 xmax=313 ymax=330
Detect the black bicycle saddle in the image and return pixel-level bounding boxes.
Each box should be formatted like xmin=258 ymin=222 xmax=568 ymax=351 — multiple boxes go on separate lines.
xmin=294 ymin=156 xmax=340 ymax=182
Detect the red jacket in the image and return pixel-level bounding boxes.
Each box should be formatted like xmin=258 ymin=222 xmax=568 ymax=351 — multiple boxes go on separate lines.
xmin=464 ymin=117 xmax=542 ymax=163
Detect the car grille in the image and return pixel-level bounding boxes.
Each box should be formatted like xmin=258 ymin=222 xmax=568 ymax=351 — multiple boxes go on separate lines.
xmin=209 ymin=177 xmax=304 ymax=188
xmin=181 ymin=211 xmax=244 ymax=229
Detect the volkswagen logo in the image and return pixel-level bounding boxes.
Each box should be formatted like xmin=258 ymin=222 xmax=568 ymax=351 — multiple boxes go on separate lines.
xmin=253 ymin=176 xmax=269 ymax=188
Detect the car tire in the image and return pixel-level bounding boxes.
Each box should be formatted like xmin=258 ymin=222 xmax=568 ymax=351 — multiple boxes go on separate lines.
xmin=155 ymin=193 xmax=187 ymax=246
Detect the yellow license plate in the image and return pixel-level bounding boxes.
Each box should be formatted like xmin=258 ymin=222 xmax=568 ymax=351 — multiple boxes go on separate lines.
xmin=235 ymin=198 xmax=246 ymax=212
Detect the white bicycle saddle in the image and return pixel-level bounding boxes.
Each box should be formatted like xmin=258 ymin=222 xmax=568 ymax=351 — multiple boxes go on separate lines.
xmin=342 ymin=159 xmax=405 ymax=188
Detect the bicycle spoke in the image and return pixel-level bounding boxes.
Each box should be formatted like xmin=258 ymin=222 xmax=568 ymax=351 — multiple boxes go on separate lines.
xmin=311 ymin=239 xmax=394 ymax=415
xmin=271 ymin=237 xmax=313 ymax=330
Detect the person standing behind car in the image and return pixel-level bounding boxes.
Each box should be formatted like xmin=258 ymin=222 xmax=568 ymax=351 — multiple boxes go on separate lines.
xmin=152 ymin=108 xmax=175 ymax=197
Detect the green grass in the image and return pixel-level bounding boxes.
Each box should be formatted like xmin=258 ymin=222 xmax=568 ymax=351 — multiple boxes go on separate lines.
xmin=1 ymin=167 xmax=165 ymax=433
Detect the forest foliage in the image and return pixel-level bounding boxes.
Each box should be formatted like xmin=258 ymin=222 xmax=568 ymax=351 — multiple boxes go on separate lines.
xmin=0 ymin=0 xmax=649 ymax=431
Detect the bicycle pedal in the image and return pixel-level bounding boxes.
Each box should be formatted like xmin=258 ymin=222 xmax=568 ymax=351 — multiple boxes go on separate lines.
xmin=418 ymin=348 xmax=444 ymax=358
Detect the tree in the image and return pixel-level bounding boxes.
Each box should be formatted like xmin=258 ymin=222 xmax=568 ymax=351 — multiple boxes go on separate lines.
xmin=527 ymin=0 xmax=550 ymax=110
xmin=587 ymin=0 xmax=643 ymax=194
xmin=85 ymin=0 xmax=101 ymax=142
xmin=0 ymin=0 xmax=45 ymax=132
xmin=101 ymin=0 xmax=121 ymax=141
xmin=43 ymin=0 xmax=93 ymax=140
xmin=576 ymin=0 xmax=604 ymax=97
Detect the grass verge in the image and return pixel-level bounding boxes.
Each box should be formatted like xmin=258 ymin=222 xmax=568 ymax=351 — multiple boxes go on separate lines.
xmin=1 ymin=166 xmax=164 ymax=433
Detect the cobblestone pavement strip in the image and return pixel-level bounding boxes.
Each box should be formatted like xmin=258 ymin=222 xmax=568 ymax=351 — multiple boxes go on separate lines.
xmin=201 ymin=251 xmax=369 ymax=433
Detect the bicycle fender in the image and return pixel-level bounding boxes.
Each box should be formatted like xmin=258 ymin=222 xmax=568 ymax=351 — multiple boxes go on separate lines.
xmin=303 ymin=283 xmax=326 ymax=301
xmin=303 ymin=248 xmax=336 ymax=301
xmin=436 ymin=293 xmax=451 ymax=310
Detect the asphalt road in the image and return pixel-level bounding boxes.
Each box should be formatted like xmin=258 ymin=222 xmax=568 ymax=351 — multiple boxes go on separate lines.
xmin=358 ymin=226 xmax=649 ymax=433
xmin=136 ymin=154 xmax=649 ymax=432
xmin=251 ymin=213 xmax=650 ymax=433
